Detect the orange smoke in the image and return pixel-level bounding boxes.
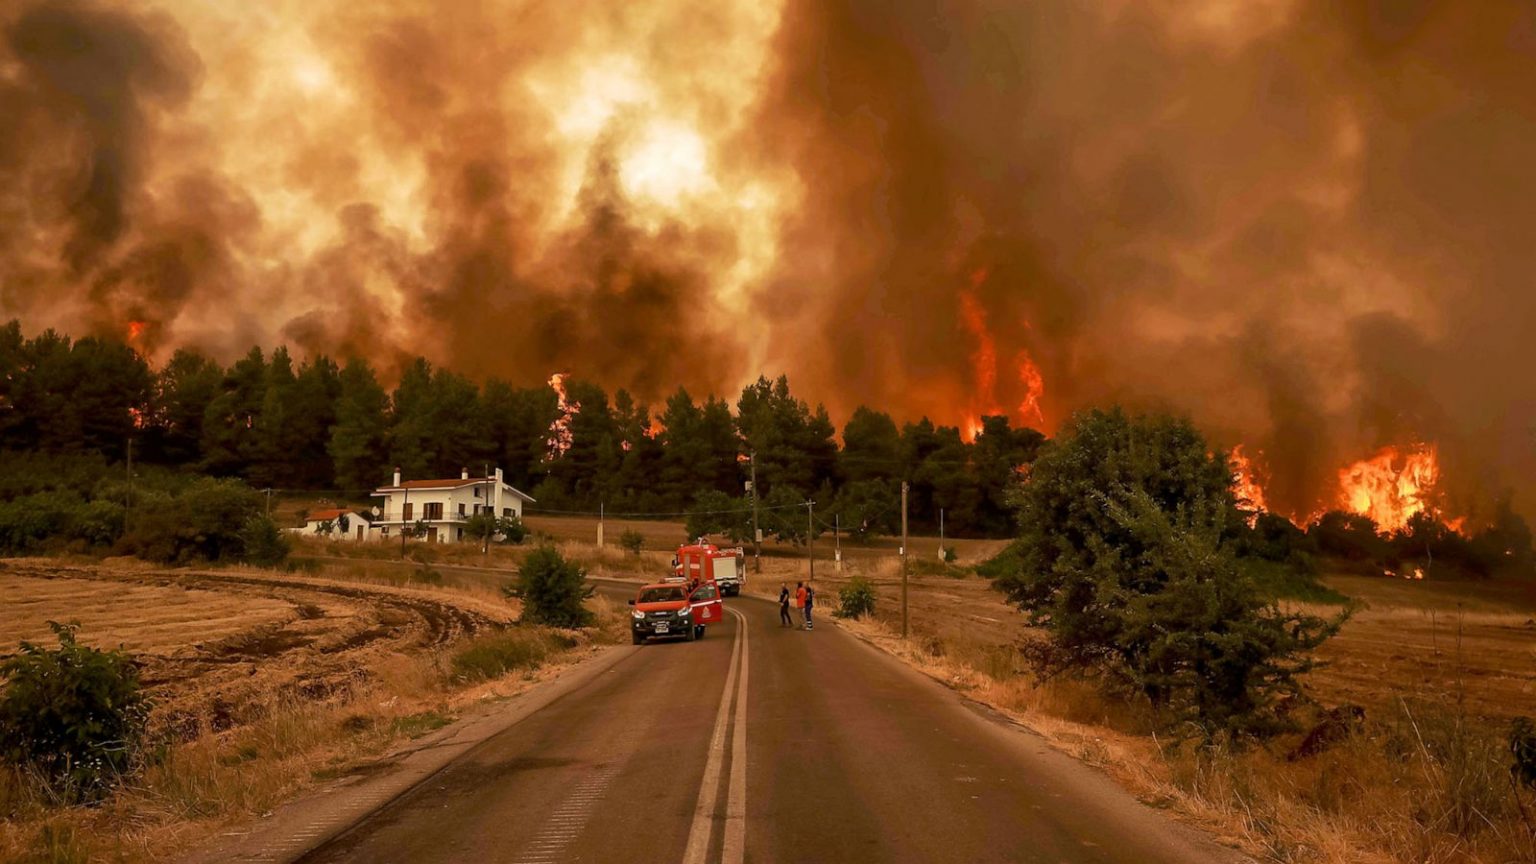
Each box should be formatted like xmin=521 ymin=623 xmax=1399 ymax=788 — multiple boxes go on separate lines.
xmin=546 ymin=373 xmax=580 ymax=459
xmin=1335 ymin=444 xmax=1445 ymax=534
xmin=1229 ymin=445 xmax=1269 ymax=526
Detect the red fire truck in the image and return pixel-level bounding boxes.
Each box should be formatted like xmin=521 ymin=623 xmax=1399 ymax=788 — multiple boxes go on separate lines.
xmin=673 ymin=542 xmax=746 ymax=596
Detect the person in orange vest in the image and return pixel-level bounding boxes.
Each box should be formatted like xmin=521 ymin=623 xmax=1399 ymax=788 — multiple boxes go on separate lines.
xmin=794 ymin=581 xmax=807 ymax=629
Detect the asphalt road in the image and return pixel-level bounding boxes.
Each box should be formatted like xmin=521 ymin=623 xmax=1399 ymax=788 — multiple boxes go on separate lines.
xmin=299 ymin=585 xmax=1246 ymax=864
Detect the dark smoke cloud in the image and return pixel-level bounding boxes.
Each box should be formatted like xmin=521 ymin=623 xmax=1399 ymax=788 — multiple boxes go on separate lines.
xmin=3 ymin=0 xmax=1536 ymax=518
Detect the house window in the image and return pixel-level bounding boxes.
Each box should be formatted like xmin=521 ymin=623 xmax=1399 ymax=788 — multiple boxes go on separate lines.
xmin=503 ymin=508 xmax=513 ymax=518
xmin=458 ymin=503 xmax=466 ymax=516
xmin=381 ymin=526 xmax=390 ymax=537
xmin=473 ymin=487 xmax=481 ymax=498
xmin=424 ymin=502 xmax=444 ymax=521
xmin=402 ymin=502 xmax=413 ymax=521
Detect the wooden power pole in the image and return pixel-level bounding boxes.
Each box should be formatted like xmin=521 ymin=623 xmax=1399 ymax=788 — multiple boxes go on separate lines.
xmin=901 ymin=480 xmax=910 ymax=638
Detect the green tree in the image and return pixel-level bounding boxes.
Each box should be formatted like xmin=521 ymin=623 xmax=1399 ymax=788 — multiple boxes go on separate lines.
xmin=619 ymin=529 xmax=644 ymax=555
xmin=238 ymin=514 xmax=291 ymax=567
xmin=736 ymin=375 xmax=836 ymax=499
xmin=829 ymin=479 xmax=899 ymax=542
xmin=0 ymin=622 xmax=150 ymax=800
xmin=201 ymin=348 xmax=267 ymax=477
xmin=685 ymin=489 xmax=753 ymax=544
xmin=507 ymin=546 xmax=594 ymax=627
xmin=329 ymin=358 xmax=390 ymax=492
xmin=840 ymin=406 xmax=902 ymax=484
xmin=147 ymin=348 xmax=223 ymax=464
xmin=994 ymin=408 xmax=1343 ymax=737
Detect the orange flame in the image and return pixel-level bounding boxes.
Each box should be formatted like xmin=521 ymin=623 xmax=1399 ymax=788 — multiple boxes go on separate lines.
xmin=958 ymin=267 xmax=1048 ymax=440
xmin=1015 ymin=350 xmax=1046 ymax=429
xmin=1229 ymin=445 xmax=1269 ymax=526
xmin=546 ymin=373 xmax=580 ymax=458
xmin=1336 ymin=444 xmax=1444 ymax=534
xmin=126 ymin=320 xmax=147 ymax=341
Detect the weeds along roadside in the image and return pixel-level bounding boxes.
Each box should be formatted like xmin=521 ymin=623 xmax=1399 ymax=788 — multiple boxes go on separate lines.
xmin=0 ymin=579 xmax=629 ymax=864
xmin=829 ymin=571 xmax=1536 ymax=864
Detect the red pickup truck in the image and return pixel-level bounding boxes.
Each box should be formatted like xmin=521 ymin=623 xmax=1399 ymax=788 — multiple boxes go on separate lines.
xmin=628 ymin=579 xmax=725 ymax=644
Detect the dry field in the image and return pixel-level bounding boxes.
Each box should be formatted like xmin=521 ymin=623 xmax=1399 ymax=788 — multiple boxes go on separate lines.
xmin=0 ymin=559 xmax=512 ymax=738
xmin=0 ymin=555 xmax=637 ymax=864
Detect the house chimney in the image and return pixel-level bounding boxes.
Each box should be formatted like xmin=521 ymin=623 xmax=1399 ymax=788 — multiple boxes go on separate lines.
xmin=461 ymin=467 xmax=469 ymax=480
xmin=393 ymin=467 xmax=401 ymax=486
xmin=495 ymin=467 xmax=504 ymax=483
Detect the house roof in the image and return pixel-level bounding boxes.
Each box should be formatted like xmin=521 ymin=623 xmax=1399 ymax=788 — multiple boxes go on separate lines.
xmin=306 ymin=508 xmax=355 ymax=522
xmin=372 ymin=477 xmax=536 ymax=503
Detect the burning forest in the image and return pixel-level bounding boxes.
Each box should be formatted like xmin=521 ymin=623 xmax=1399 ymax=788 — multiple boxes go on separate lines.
xmin=4 ymin=0 xmax=1536 ymax=524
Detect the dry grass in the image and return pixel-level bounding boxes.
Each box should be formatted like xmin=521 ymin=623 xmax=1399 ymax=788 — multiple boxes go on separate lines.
xmin=0 ymin=559 xmax=626 ymax=864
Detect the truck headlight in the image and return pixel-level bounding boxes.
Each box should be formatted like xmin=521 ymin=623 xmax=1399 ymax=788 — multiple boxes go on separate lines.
xmin=676 ymin=608 xmax=691 ymax=619
xmin=631 ymin=609 xmax=645 ymax=620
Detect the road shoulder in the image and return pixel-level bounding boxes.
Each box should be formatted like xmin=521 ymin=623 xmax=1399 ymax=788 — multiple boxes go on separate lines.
xmin=177 ymin=642 xmax=639 ymax=864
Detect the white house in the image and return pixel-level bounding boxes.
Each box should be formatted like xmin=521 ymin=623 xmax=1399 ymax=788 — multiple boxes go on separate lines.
xmin=371 ymin=467 xmax=534 ymax=544
xmin=291 ymin=508 xmax=377 ymax=542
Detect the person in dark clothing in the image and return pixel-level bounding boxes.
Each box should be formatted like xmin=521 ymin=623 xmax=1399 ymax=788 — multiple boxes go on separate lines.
xmin=803 ymin=583 xmax=815 ymax=630
xmin=778 ymin=583 xmax=793 ymax=627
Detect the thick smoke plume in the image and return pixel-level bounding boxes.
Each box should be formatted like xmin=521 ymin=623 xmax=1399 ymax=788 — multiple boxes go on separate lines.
xmin=2 ymin=0 xmax=1534 ymax=518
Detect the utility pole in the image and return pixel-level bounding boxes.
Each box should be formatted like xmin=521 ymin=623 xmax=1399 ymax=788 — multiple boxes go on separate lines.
xmin=749 ymin=451 xmax=761 ymax=573
xmin=482 ymin=462 xmax=491 ymax=562
xmin=264 ymin=488 xmax=273 ymax=517
xmin=806 ymin=499 xmax=815 ymax=582
xmin=400 ymin=485 xmax=409 ymax=559
xmin=939 ymin=507 xmax=945 ymax=565
xmin=598 ymin=501 xmax=605 ymax=550
xmin=834 ymin=513 xmax=842 ymax=572
xmin=901 ymin=480 xmax=909 ymax=639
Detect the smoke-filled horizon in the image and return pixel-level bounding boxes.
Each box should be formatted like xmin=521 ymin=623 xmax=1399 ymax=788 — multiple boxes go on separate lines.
xmin=3 ymin=0 xmax=1534 ymax=520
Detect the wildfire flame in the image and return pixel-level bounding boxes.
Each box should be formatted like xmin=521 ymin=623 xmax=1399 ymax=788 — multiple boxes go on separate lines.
xmin=958 ymin=268 xmax=1048 ymax=441
xmin=1336 ymin=443 xmax=1445 ymax=534
xmin=546 ymin=373 xmax=580 ymax=458
xmin=1229 ymin=445 xmax=1269 ymax=526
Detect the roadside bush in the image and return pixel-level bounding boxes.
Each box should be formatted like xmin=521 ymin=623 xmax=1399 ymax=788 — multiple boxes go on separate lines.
xmin=504 ymin=546 xmax=594 ymax=628
xmin=835 ymin=577 xmax=877 ymax=619
xmin=0 ymin=623 xmax=149 ymax=802
xmin=237 ymin=515 xmax=290 ymax=567
xmin=619 ymin=529 xmax=644 ymax=555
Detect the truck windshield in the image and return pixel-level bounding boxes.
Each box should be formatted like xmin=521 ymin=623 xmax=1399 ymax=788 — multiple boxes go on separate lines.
xmin=638 ymin=587 xmax=686 ymax=603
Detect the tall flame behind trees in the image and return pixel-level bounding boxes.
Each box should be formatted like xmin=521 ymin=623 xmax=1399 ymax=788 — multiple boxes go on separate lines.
xmin=1229 ymin=445 xmax=1269 ymax=527
xmin=546 ymin=373 xmax=580 ymax=459
xmin=958 ymin=268 xmax=1048 ymax=441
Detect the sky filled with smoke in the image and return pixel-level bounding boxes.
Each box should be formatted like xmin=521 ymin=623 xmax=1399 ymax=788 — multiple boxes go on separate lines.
xmin=2 ymin=0 xmax=1533 ymax=518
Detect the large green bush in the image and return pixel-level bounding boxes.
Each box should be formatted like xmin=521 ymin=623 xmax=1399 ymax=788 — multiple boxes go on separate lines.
xmin=993 ymin=408 xmax=1345 ymax=739
xmin=116 ymin=477 xmax=264 ymax=564
xmin=505 ymin=546 xmax=594 ymax=628
xmin=835 ymin=577 xmax=877 ymax=619
xmin=0 ymin=623 xmax=149 ymax=801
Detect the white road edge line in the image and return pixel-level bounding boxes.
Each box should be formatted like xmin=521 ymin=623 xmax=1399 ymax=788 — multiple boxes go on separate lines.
xmin=722 ymin=609 xmax=749 ymax=864
xmin=681 ymin=607 xmax=747 ymax=864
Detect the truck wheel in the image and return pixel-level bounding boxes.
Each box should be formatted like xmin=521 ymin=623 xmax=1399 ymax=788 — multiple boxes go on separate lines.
xmin=632 ymin=633 xmax=645 ymax=646
xmin=684 ymin=625 xmax=696 ymax=642
xmin=695 ymin=625 xmax=705 ymax=640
